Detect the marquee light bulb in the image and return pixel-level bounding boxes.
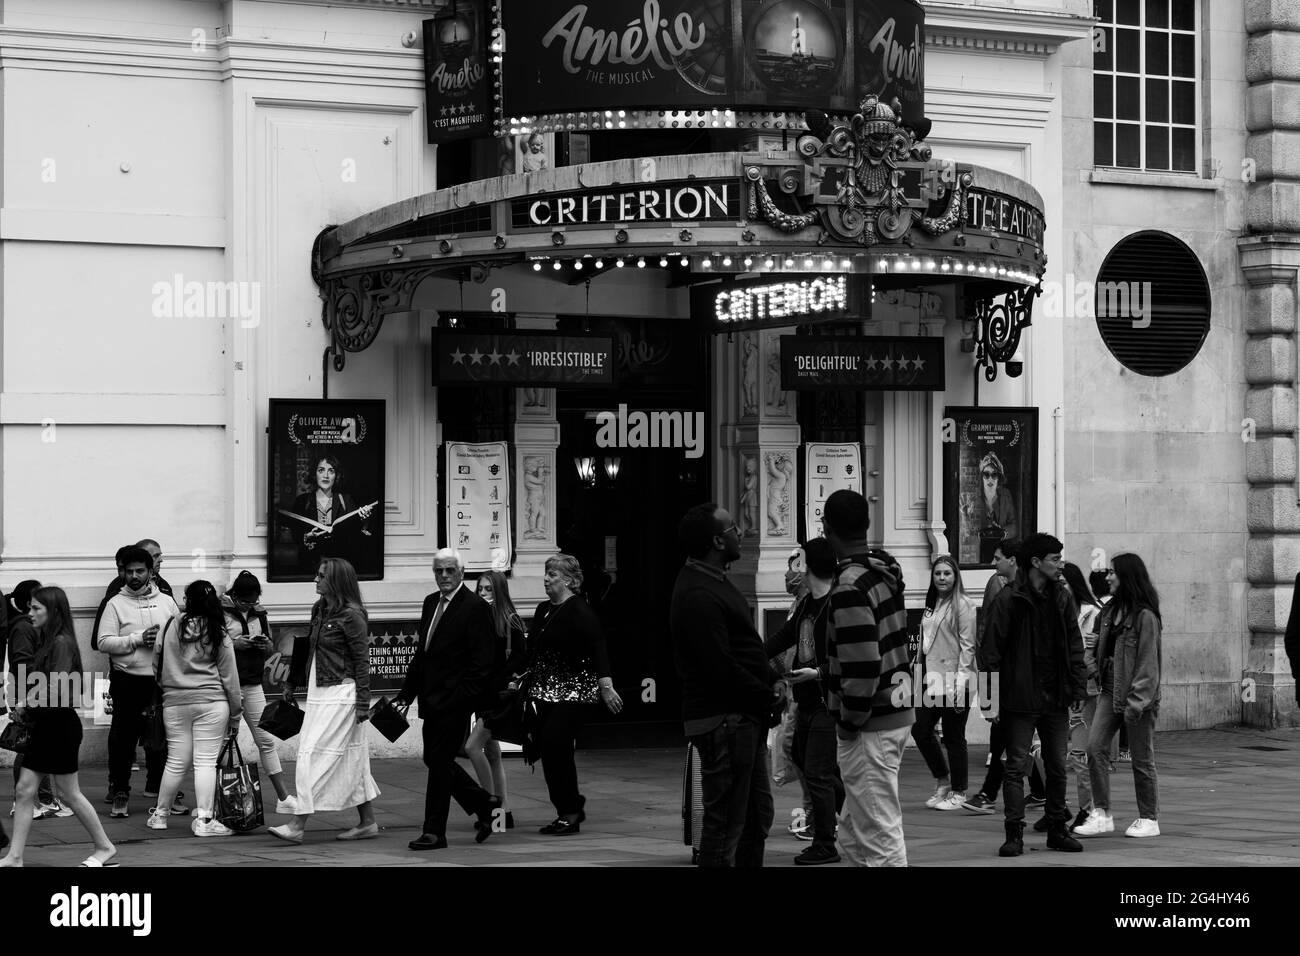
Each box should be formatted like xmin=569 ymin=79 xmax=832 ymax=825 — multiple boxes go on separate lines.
xmin=680 ymin=256 xmax=689 ymax=267
xmin=637 ymin=257 xmax=646 ymax=268
xmin=533 ymin=262 xmax=542 ymax=272
xmin=722 ymin=256 xmax=732 ymax=267
xmin=659 ymin=257 xmax=668 ymax=268
xmin=616 ymin=258 xmax=625 ymax=268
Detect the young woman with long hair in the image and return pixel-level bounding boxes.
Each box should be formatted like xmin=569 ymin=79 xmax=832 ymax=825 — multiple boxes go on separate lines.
xmin=914 ymin=555 xmax=977 ymax=811
xmin=467 ymin=571 xmax=526 ymax=828
xmin=1075 ymin=552 xmax=1162 ymax=839
xmin=0 ymin=587 xmax=117 ymax=867
xmin=1060 ymin=562 xmax=1102 ymax=832
xmin=270 ymin=557 xmax=380 ymax=844
xmin=149 ymin=580 xmax=242 ymax=836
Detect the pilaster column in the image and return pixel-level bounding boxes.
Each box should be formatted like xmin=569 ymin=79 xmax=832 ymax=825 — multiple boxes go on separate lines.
xmin=1241 ymin=0 xmax=1300 ymax=727
xmin=512 ymin=313 xmax=559 ymax=608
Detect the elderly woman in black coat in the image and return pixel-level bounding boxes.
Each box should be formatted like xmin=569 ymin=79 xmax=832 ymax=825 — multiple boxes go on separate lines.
xmin=513 ymin=554 xmax=622 ymax=835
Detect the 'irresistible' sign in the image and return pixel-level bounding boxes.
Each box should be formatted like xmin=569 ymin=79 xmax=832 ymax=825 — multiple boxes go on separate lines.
xmin=780 ymin=336 xmax=945 ymax=391
xmin=432 ymin=330 xmax=616 ymax=387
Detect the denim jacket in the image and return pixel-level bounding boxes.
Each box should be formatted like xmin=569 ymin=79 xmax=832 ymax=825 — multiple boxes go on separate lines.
xmin=288 ymin=603 xmax=370 ymax=719
xmin=1095 ymin=605 xmax=1161 ymax=718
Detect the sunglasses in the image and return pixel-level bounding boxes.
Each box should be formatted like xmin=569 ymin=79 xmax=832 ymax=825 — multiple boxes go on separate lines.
xmin=981 ymin=471 xmax=998 ymax=479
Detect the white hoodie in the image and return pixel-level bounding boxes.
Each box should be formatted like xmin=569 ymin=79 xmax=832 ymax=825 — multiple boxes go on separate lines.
xmin=98 ymin=582 xmax=180 ymax=677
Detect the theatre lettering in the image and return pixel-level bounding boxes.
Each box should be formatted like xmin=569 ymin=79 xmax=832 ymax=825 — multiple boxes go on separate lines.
xmin=514 ymin=180 xmax=737 ymax=227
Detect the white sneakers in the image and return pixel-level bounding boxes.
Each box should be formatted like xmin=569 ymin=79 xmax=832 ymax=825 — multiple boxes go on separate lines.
xmin=1073 ymin=809 xmax=1160 ymax=838
xmin=1073 ymin=808 xmax=1115 ymax=835
xmin=1125 ymin=818 xmax=1161 ymax=838
xmin=275 ymin=795 xmax=300 ymax=815
xmin=146 ymin=808 xmax=169 ymax=830
xmin=191 ymin=815 xmax=234 ymax=837
xmin=934 ymin=791 xmax=967 ymax=811
xmin=924 ymin=783 xmax=950 ymax=809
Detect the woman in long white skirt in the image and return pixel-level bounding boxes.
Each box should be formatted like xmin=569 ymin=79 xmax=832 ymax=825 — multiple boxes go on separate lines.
xmin=269 ymin=557 xmax=380 ymax=843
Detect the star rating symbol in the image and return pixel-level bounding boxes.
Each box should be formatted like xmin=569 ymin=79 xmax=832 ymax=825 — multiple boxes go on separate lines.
xmin=913 ymin=355 xmax=926 ymax=371
xmin=468 ymin=349 xmax=484 ymax=365
xmin=440 ymin=106 xmax=449 ymax=118
xmin=899 ymin=357 xmax=914 ymax=372
xmin=882 ymin=357 xmax=897 ymax=371
xmin=487 ymin=350 xmax=503 ymax=365
xmin=865 ymin=356 xmax=880 ymax=371
xmin=505 ymin=350 xmax=521 ymax=366
xmin=450 ymin=348 xmax=466 ymax=365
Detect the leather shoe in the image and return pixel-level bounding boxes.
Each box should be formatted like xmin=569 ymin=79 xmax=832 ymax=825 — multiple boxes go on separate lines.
xmin=474 ymin=796 xmax=502 ymax=844
xmin=408 ymin=833 xmax=448 ymax=851
xmin=538 ymin=817 xmax=580 ymax=836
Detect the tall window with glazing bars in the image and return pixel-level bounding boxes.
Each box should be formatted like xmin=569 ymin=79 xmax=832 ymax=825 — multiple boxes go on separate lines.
xmin=1093 ymin=0 xmax=1199 ymax=172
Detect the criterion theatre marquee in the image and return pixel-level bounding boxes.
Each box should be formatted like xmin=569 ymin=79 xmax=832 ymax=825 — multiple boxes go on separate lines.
xmin=511 ymin=179 xmax=739 ymax=228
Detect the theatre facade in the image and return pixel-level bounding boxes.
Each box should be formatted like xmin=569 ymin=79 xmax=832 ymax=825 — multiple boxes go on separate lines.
xmin=0 ymin=0 xmax=1093 ymax=750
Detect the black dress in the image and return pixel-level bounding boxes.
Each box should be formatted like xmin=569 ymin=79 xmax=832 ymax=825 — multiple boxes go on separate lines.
xmin=21 ymin=633 xmax=84 ymax=776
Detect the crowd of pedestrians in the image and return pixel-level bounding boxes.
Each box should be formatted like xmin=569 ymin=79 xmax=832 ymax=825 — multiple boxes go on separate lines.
xmin=0 ymin=490 xmax=1202 ymax=866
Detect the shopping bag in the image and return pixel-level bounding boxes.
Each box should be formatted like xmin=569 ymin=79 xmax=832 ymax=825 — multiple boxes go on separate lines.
xmin=0 ymin=713 xmax=30 ymax=754
xmin=769 ymin=703 xmax=798 ymax=786
xmin=368 ymin=696 xmax=409 ymax=743
xmin=258 ymin=698 xmax=305 ymax=740
xmin=215 ymin=729 xmax=264 ymax=833
xmin=682 ymin=743 xmax=703 ymax=864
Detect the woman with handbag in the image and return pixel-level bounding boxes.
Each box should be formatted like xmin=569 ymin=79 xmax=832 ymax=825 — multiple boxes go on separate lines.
xmin=222 ymin=571 xmax=296 ymax=813
xmin=466 ymin=570 xmax=526 ymax=829
xmin=912 ymin=555 xmax=977 ymax=812
xmin=1076 ymin=552 xmax=1163 ymax=840
xmin=269 ymin=557 xmax=380 ymax=844
xmin=1 ymin=587 xmax=117 ymax=867
xmin=512 ymin=554 xmax=622 ymax=835
xmin=148 ymin=580 xmax=243 ymax=836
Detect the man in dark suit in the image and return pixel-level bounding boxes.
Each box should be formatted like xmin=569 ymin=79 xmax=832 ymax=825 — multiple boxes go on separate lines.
xmin=396 ymin=548 xmax=500 ymax=850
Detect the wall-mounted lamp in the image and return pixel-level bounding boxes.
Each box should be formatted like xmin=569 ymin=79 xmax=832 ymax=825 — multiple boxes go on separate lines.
xmin=574 ymin=456 xmax=596 ymax=486
xmin=603 ymin=456 xmax=621 ymax=482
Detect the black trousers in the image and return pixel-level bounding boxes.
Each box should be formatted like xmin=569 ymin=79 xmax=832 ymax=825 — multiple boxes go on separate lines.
xmin=420 ymin=706 xmax=491 ymax=838
xmin=535 ymin=701 xmax=588 ymax=817
xmin=107 ymin=670 xmax=165 ymax=795
xmin=979 ymin=716 xmax=1045 ymax=799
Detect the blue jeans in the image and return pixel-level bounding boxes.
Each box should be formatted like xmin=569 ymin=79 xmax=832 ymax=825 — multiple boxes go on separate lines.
xmin=1001 ymin=709 xmax=1070 ymax=826
xmin=790 ymin=706 xmax=843 ymax=848
xmin=1088 ymin=703 xmax=1159 ymax=819
xmin=689 ymin=714 xmax=774 ymax=867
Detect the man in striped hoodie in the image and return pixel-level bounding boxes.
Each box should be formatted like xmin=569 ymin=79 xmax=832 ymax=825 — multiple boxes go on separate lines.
xmin=823 ymin=490 xmax=914 ymax=867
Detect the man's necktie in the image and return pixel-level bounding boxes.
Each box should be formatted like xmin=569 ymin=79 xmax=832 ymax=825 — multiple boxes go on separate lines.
xmin=425 ymin=597 xmax=448 ymax=651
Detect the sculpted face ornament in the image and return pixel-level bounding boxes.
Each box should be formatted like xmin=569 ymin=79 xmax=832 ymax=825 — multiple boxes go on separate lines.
xmin=747 ymin=91 xmax=969 ymax=248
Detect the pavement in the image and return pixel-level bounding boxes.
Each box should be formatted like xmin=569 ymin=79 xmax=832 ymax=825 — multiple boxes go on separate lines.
xmin=4 ymin=725 xmax=1299 ymax=867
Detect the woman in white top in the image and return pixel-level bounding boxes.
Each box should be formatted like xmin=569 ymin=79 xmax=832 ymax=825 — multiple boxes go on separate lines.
xmin=914 ymin=555 xmax=977 ymax=810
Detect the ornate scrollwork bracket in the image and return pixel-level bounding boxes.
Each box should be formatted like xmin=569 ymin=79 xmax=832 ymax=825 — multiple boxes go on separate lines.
xmin=312 ymin=227 xmax=441 ymax=377
xmin=973 ymin=285 xmax=1039 ymax=383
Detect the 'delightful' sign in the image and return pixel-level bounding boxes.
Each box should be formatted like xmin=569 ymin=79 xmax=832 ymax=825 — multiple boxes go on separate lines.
xmin=510 ymin=179 xmax=739 ymax=228
xmin=780 ymin=336 xmax=945 ymax=391
xmin=432 ymin=330 xmax=615 ymax=386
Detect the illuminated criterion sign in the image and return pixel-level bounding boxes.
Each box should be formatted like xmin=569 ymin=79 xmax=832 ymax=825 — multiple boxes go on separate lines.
xmin=713 ymin=275 xmax=850 ymax=330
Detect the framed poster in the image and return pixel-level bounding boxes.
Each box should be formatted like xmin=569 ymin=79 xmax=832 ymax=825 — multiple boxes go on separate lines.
xmin=942 ymin=407 xmax=1038 ymax=570
xmin=260 ymin=620 xmax=421 ymax=698
xmin=446 ymin=441 xmax=513 ymax=571
xmin=268 ymin=399 xmax=385 ymax=582
xmin=805 ymin=442 xmax=861 ymax=536
xmin=423 ymin=4 xmax=494 ymax=145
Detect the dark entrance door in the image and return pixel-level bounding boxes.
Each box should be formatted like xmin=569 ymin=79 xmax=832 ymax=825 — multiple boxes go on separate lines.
xmin=553 ymin=315 xmax=710 ymax=746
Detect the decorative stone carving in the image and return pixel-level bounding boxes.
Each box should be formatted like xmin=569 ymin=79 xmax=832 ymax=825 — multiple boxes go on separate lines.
xmin=766 ymin=451 xmax=794 ymax=536
xmin=739 ymin=455 xmax=759 ymax=537
xmin=741 ymin=334 xmax=759 ymax=415
xmin=522 ymin=455 xmax=550 ymax=539
xmin=765 ymin=339 xmax=788 ymax=413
